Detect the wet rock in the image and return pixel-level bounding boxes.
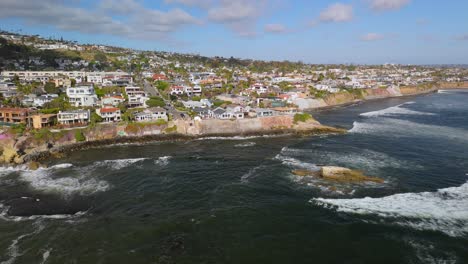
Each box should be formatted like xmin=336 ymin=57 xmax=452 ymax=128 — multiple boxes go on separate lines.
xmin=292 ymin=166 xmax=384 ymax=183
xmin=27 ymin=161 xmax=41 ymax=170
xmin=320 ymin=166 xmax=384 ymax=183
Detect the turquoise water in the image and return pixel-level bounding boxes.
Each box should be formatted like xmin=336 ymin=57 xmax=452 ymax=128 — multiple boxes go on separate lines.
xmin=0 ymin=90 xmax=467 ymax=263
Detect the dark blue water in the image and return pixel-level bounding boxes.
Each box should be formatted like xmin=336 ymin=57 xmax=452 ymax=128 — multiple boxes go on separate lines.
xmin=0 ymin=90 xmax=467 ymax=263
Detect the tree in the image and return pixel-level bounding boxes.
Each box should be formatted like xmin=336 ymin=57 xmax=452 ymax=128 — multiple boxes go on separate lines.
xmin=146 ymin=96 xmax=165 ymax=107
xmin=90 ymin=112 xmax=103 ymax=126
xmin=70 ymin=78 xmax=76 ymax=87
xmin=94 ymin=52 xmax=107 ymax=63
xmin=44 ymin=82 xmax=58 ymax=94
xmin=155 ymin=81 xmax=169 ymax=91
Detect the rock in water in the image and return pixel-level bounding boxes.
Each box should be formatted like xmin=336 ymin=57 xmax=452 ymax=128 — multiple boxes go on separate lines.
xmin=320 ymin=166 xmax=384 ymax=183
xmin=292 ymin=169 xmax=320 ymax=177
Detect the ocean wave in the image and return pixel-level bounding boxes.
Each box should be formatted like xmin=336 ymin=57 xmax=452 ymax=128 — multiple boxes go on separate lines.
xmin=274 ymin=154 xmax=320 ymax=171
xmin=280 ymin=147 xmax=407 ymax=172
xmin=349 ymin=118 xmax=468 ymax=142
xmin=92 ymin=158 xmax=148 ymax=170
xmin=240 ymin=165 xmax=265 ymax=183
xmin=196 ymin=134 xmax=286 ymax=141
xmin=311 ymin=181 xmax=468 ymax=237
xmin=360 ymin=102 xmax=435 ymax=118
xmin=0 ymin=220 xmax=45 ymax=264
xmin=235 ymin=142 xmax=256 ymax=148
xmin=0 ymin=203 xmax=87 ymax=222
xmin=154 ymin=156 xmax=171 ymax=166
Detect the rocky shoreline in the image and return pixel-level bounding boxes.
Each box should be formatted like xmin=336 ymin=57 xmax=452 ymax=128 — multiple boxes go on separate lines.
xmin=12 ymin=124 xmax=346 ymax=167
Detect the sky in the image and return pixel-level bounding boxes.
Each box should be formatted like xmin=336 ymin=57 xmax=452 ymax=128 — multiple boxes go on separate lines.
xmin=0 ymin=0 xmax=467 ymax=64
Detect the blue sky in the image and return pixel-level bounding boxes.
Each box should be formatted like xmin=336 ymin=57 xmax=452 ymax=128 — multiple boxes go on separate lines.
xmin=0 ymin=0 xmax=467 ymax=64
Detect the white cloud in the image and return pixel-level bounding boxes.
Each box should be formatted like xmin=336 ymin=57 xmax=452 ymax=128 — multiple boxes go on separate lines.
xmin=264 ymin=24 xmax=287 ymax=33
xmin=206 ymin=0 xmax=269 ymax=37
xmin=361 ymin=33 xmax=385 ymax=41
xmin=319 ymin=3 xmax=353 ymax=23
xmin=0 ymin=0 xmax=201 ymax=42
xmin=164 ymin=0 xmax=213 ymax=9
xmin=368 ymin=0 xmax=411 ymax=11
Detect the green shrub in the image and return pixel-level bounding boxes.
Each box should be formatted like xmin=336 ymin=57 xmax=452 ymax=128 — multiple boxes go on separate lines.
xmin=294 ymin=113 xmax=312 ymax=124
xmin=74 ymin=130 xmax=86 ymax=142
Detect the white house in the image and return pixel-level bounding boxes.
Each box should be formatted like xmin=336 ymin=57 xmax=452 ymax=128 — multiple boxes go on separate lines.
xmin=101 ymin=95 xmax=125 ymax=107
xmin=170 ymin=85 xmax=185 ymax=95
xmin=57 ymin=110 xmax=90 ymax=125
xmin=96 ymin=107 xmax=121 ymax=122
xmin=128 ymin=95 xmax=149 ymax=108
xmin=66 ymin=85 xmax=98 ymax=107
xmin=33 ymin=94 xmax=59 ymax=107
xmin=250 ymin=83 xmax=268 ymax=94
xmin=134 ymin=107 xmax=168 ymax=122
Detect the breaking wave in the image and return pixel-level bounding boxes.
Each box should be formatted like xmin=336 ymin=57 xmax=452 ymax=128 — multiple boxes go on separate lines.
xmin=360 ymin=102 xmax=434 ymax=117
xmin=349 ymin=118 xmax=468 ymax=142
xmin=154 ymin=156 xmax=171 ymax=166
xmin=0 ymin=203 xmax=87 ymax=222
xmin=235 ymin=142 xmax=256 ymax=148
xmin=92 ymin=158 xmax=148 ymax=170
xmin=275 ymin=153 xmax=320 ymax=171
xmin=311 ymin=182 xmax=468 ymax=237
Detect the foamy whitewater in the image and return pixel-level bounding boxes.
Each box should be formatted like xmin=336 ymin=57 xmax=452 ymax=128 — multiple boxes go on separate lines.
xmin=359 ymin=102 xmax=435 ymax=117
xmin=311 ymin=182 xmax=468 ymax=237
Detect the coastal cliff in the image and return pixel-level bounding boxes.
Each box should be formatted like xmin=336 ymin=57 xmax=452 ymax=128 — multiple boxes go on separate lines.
xmin=294 ymin=81 xmax=466 ymax=110
xmin=0 ymin=115 xmax=343 ymax=165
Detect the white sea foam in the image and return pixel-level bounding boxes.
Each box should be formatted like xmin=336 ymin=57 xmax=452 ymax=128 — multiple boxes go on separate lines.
xmin=196 ymin=134 xmax=285 ymax=141
xmin=240 ymin=165 xmax=265 ymax=183
xmin=360 ymin=102 xmax=434 ymax=117
xmin=349 ymin=118 xmax=468 ymax=142
xmin=0 ymin=203 xmax=87 ymax=222
xmin=274 ymin=154 xmax=320 ymax=171
xmin=0 ymin=220 xmax=45 ymax=264
xmin=235 ymin=142 xmax=256 ymax=148
xmin=154 ymin=156 xmax=171 ymax=166
xmin=92 ymin=158 xmax=147 ymax=170
xmin=311 ymin=182 xmax=468 ymax=237
xmin=40 ymin=249 xmax=52 ymax=264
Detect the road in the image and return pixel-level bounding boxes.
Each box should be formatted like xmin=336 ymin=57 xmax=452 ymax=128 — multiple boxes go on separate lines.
xmin=141 ymin=78 xmax=188 ymax=120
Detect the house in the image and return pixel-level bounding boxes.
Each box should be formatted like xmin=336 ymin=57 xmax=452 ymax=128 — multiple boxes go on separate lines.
xmin=170 ymin=85 xmax=185 ymax=95
xmin=125 ymin=86 xmax=146 ymax=97
xmin=152 ymin=74 xmax=168 ymax=81
xmin=184 ymin=85 xmax=202 ymax=96
xmin=193 ymin=107 xmax=213 ymax=119
xmin=96 ymin=107 xmax=121 ymax=122
xmin=128 ymin=95 xmax=149 ymax=108
xmin=134 ymin=107 xmax=168 ymax=122
xmin=250 ymin=83 xmax=268 ymax=94
xmin=225 ymin=104 xmax=245 ymax=114
xmin=101 ymin=95 xmax=125 ymax=107
xmin=253 ymin=108 xmax=274 ymax=117
xmin=31 ymin=114 xmax=57 ymax=129
xmin=66 ymin=85 xmax=98 ymax=107
xmin=0 ymin=108 xmax=31 ymax=124
xmin=57 ymin=110 xmax=90 ymax=125
xmin=212 ymin=107 xmax=226 ymax=119
xmin=33 ymin=94 xmax=58 ymax=107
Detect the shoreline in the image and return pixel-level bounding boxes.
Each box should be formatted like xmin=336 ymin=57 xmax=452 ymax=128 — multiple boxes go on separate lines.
xmin=2 ymin=84 xmax=467 ymax=167
xmin=23 ymin=125 xmax=345 ymax=165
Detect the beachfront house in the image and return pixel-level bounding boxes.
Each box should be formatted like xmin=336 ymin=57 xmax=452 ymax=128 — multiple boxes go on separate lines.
xmin=57 ymin=110 xmax=90 ymax=126
xmin=96 ymin=107 xmax=121 ymax=122
xmin=134 ymin=107 xmax=168 ymax=122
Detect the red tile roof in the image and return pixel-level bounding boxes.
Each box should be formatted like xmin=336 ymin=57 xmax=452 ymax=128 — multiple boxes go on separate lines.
xmin=100 ymin=107 xmax=120 ymax=113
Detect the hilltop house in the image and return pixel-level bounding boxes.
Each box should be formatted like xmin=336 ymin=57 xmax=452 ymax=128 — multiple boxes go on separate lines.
xmin=101 ymin=95 xmax=125 ymax=107
xmin=66 ymin=85 xmax=98 ymax=107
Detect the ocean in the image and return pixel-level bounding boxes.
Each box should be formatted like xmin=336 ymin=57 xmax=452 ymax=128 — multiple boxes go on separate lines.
xmin=0 ymin=90 xmax=467 ymax=263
